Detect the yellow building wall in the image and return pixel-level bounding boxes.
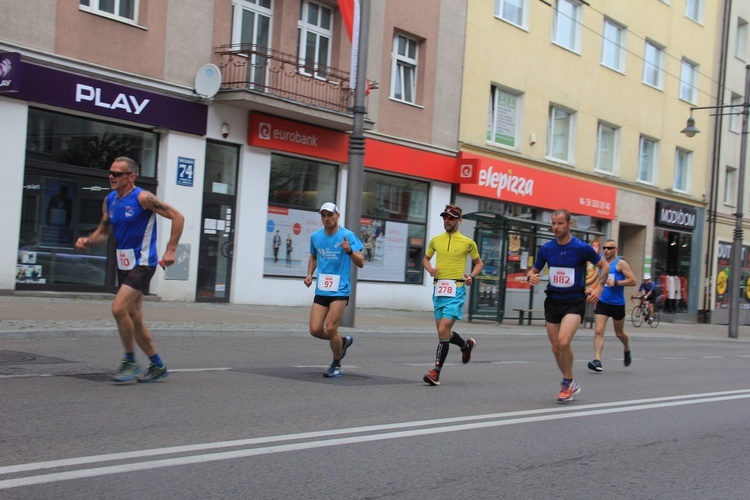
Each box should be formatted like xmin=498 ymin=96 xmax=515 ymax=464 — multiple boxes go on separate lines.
xmin=460 ymin=0 xmax=721 ymax=203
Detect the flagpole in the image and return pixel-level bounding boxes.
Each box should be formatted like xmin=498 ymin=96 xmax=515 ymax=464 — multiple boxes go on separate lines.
xmin=341 ymin=0 xmax=369 ymax=328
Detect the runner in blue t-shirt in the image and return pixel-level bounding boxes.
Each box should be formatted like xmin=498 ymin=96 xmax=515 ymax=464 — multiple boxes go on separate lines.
xmin=304 ymin=203 xmax=365 ymax=378
xmin=76 ymin=156 xmax=184 ymax=383
xmin=588 ymin=239 xmax=637 ymax=373
xmin=527 ymin=209 xmax=609 ymax=402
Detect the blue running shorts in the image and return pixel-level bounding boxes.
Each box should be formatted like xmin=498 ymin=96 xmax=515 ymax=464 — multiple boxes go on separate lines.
xmin=433 ymin=285 xmax=466 ymax=321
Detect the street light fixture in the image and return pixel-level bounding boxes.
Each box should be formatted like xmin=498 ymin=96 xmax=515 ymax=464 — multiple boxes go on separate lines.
xmin=682 ymin=64 xmax=750 ymax=339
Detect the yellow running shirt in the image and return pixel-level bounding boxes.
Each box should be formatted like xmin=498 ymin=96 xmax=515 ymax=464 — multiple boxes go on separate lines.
xmin=425 ymin=232 xmax=480 ymax=280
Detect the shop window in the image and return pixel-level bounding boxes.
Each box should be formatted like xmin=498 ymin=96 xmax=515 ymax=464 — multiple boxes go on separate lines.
xmin=359 ymin=172 xmax=428 ymax=284
xmin=264 ymin=154 xmax=338 ymax=278
xmin=26 ymin=108 xmax=158 ymax=177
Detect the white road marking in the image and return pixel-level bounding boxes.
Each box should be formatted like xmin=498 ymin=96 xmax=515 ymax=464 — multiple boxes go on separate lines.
xmin=169 ymin=368 xmax=231 ymax=372
xmin=0 ymin=374 xmax=53 ymax=379
xmin=1 ymin=389 xmax=749 ymax=490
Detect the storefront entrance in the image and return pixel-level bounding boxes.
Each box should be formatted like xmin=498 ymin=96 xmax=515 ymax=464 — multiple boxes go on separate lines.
xmin=196 ymin=141 xmax=239 ymax=302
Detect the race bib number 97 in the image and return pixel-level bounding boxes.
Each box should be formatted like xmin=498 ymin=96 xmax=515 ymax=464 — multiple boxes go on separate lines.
xmin=549 ymin=266 xmax=575 ymax=288
xmin=317 ymin=273 xmax=341 ymax=293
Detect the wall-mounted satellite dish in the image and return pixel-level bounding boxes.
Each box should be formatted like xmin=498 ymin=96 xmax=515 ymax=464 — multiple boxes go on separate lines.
xmin=194 ymin=63 xmax=222 ymax=98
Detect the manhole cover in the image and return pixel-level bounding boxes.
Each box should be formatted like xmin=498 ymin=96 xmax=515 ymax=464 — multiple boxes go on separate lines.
xmin=0 ymin=350 xmax=71 ymax=365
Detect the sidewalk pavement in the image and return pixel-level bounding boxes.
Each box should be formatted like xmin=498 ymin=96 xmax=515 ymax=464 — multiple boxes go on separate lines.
xmin=1 ymin=293 xmax=749 ymax=341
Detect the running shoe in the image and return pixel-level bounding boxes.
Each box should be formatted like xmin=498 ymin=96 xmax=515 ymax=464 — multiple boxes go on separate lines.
xmin=423 ymin=368 xmax=440 ymax=386
xmin=647 ymin=317 xmax=653 ymax=324
xmin=324 ymin=364 xmax=343 ymax=378
xmin=587 ymin=359 xmax=603 ymax=372
xmin=557 ymin=380 xmax=581 ymax=402
xmin=624 ymin=350 xmax=632 ymax=367
xmin=340 ymin=336 xmax=354 ymax=360
xmin=112 ymin=360 xmax=140 ymax=382
xmin=136 ymin=363 xmax=168 ymax=383
xmin=461 ymin=338 xmax=477 ymax=364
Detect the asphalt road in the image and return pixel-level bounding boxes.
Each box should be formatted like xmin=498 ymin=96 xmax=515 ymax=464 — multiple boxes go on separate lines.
xmin=1 ymin=330 xmax=749 ymax=499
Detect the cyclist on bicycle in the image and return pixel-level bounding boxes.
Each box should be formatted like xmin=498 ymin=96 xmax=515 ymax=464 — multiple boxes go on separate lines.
xmin=635 ymin=274 xmax=656 ymax=323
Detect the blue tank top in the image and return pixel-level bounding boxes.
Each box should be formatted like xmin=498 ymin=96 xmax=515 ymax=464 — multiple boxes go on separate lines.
xmin=600 ymin=257 xmax=626 ymax=306
xmin=106 ymin=187 xmax=158 ymax=268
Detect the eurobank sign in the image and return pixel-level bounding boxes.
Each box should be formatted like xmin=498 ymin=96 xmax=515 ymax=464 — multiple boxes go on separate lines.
xmin=247 ymin=113 xmax=463 ymax=183
xmin=248 ymin=113 xmax=348 ymax=162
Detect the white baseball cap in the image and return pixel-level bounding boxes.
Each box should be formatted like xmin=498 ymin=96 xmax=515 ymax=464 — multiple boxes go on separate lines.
xmin=319 ymin=202 xmax=339 ymax=214
xmin=643 ymin=273 xmax=651 ymax=280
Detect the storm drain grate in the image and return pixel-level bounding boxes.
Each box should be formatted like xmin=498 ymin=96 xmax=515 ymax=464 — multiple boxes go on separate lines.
xmin=0 ymin=350 xmax=71 ymax=365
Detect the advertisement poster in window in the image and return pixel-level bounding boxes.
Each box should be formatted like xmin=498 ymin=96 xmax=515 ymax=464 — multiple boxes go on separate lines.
xmin=264 ymin=206 xmax=322 ymax=277
xmin=715 ymin=241 xmax=750 ymax=309
xmin=357 ymin=219 xmax=408 ymax=282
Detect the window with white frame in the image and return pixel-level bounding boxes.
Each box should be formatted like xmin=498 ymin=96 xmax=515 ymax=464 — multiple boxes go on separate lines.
xmin=724 ymin=166 xmax=738 ymax=205
xmin=685 ymin=0 xmax=703 ymax=23
xmin=674 ymin=148 xmax=691 ymax=192
xmin=487 ymin=86 xmax=521 ymax=148
xmin=737 ymin=19 xmax=748 ymax=61
xmin=547 ymin=106 xmax=575 ymax=163
xmin=232 ymin=0 xmax=273 ymax=87
xmin=601 ymin=19 xmax=626 ymax=72
xmin=553 ymin=0 xmax=582 ymax=53
xmin=643 ymin=40 xmax=665 ymax=89
xmin=595 ymin=122 xmax=619 ymax=174
xmin=496 ymin=0 xmax=527 ymax=29
xmin=298 ymin=0 xmax=333 ymax=79
xmin=638 ymin=136 xmax=658 ymax=184
xmin=391 ymin=34 xmax=418 ymax=104
xmin=729 ymin=93 xmax=743 ymax=133
xmin=679 ymin=59 xmax=698 ymax=104
xmin=79 ymin=0 xmax=137 ymax=22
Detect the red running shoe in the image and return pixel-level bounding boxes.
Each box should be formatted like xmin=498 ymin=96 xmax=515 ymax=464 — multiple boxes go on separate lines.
xmin=423 ymin=369 xmax=440 ymax=386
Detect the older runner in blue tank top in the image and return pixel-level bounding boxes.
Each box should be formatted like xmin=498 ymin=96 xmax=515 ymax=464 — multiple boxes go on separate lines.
xmin=527 ymin=209 xmax=609 ymax=402
xmin=76 ymin=156 xmax=184 ymax=383
xmin=588 ymin=239 xmax=636 ymax=373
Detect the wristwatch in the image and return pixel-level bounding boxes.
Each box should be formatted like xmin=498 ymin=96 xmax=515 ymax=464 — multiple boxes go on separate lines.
xmin=469 ymin=273 xmax=475 ymax=278
xmin=614 ymin=279 xmax=619 ymax=286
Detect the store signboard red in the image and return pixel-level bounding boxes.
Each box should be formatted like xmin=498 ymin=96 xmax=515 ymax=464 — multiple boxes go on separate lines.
xmin=248 ymin=113 xmax=462 ymax=182
xmin=458 ymin=154 xmax=616 ymax=219
xmin=248 ymin=113 xmax=349 ymax=162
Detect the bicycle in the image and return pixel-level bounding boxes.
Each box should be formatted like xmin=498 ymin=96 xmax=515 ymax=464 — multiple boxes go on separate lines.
xmin=631 ymin=295 xmax=659 ymax=328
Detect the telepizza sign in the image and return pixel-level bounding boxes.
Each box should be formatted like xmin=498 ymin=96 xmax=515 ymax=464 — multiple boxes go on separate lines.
xmin=458 ymin=154 xmax=616 ymax=219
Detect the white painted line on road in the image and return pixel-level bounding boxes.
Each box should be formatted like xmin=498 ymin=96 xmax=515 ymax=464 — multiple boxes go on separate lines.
xmin=489 ymin=361 xmax=531 ymax=364
xmin=0 ymin=374 xmax=53 ymax=379
xmin=169 ymin=368 xmax=232 ymax=372
xmin=1 ymin=388 xmax=749 ymax=490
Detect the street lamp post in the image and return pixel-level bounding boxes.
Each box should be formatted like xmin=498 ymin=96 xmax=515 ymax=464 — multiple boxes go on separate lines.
xmin=341 ymin=0 xmax=370 ymax=328
xmin=682 ymin=64 xmax=750 ymax=339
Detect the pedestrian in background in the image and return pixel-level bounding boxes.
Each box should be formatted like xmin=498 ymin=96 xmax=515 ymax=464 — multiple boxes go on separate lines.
xmin=588 ymin=238 xmax=636 ymax=372
xmin=421 ymin=204 xmax=483 ymax=386
xmin=76 ymin=156 xmax=184 ymax=383
xmin=527 ymin=208 xmax=609 ymax=402
xmin=304 ymin=202 xmax=365 ymax=378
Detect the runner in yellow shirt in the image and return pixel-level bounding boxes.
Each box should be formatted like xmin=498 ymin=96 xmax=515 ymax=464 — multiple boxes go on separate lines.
xmin=421 ymin=204 xmax=484 ymax=386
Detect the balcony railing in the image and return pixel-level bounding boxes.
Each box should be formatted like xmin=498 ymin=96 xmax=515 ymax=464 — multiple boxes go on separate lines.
xmin=214 ymin=43 xmax=376 ymax=115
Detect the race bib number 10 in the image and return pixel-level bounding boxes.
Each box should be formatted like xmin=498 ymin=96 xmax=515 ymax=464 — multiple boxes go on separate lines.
xmin=117 ymin=248 xmax=136 ymax=271
xmin=434 ymin=280 xmax=457 ymax=297
xmin=549 ymin=266 xmax=575 ymax=288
